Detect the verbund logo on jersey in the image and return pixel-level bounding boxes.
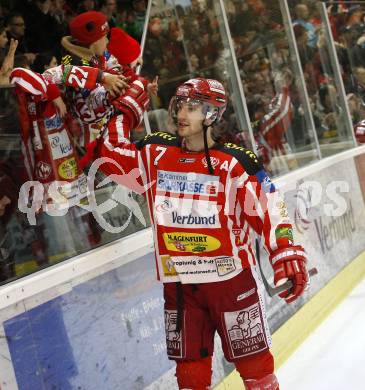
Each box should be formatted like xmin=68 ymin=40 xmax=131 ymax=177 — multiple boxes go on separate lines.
xmin=155 ymin=196 xmax=221 ymax=228
xmin=157 ymin=170 xmax=219 ymax=197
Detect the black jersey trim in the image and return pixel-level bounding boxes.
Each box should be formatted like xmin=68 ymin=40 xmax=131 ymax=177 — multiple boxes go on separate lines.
xmin=137 ymin=131 xmax=180 ymax=150
xmin=214 ymin=142 xmax=263 ymax=175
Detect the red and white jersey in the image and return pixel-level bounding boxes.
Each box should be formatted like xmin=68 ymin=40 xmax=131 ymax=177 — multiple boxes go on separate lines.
xmin=55 ymin=52 xmax=149 ymax=146
xmin=259 ymin=87 xmax=293 ymax=152
xmin=42 ymin=63 xmax=112 ymax=127
xmin=11 ymin=64 xmax=144 ymax=148
xmin=11 ymin=65 xmax=102 ymax=102
xmin=97 ymin=131 xmax=294 ymax=284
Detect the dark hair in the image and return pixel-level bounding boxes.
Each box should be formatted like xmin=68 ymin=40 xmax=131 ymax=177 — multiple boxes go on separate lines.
xmin=5 ymin=12 xmax=24 ymax=27
xmin=293 ymin=24 xmax=307 ymax=39
xmin=319 ymin=84 xmax=335 ymax=108
xmin=0 ymin=23 xmax=5 ymax=35
xmin=13 ymin=54 xmax=30 ymax=69
xmin=31 ymin=52 xmax=55 ymax=73
xmin=351 ymin=44 xmax=365 ymax=68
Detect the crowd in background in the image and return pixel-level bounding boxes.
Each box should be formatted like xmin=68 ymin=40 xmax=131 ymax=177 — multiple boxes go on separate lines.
xmin=0 ymin=0 xmax=149 ymax=283
xmin=326 ymin=2 xmax=365 ymax=139
xmin=0 ymin=0 xmax=147 ymax=80
xmin=0 ymin=0 xmax=363 ymax=149
xmin=142 ymin=0 xmax=365 ymax=174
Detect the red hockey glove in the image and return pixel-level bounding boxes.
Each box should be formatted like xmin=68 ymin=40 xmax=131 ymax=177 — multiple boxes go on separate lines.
xmin=269 ymin=245 xmax=308 ymax=303
xmin=112 ymin=80 xmax=149 ymax=129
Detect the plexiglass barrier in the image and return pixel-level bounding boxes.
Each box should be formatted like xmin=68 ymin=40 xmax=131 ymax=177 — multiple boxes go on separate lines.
xmin=0 ymin=85 xmax=150 ymax=285
xmin=324 ymin=1 xmax=365 ymax=146
xmin=288 ymin=0 xmax=357 ymax=156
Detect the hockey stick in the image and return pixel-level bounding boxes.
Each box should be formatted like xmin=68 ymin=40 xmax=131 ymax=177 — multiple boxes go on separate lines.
xmin=255 ymin=239 xmax=318 ymax=297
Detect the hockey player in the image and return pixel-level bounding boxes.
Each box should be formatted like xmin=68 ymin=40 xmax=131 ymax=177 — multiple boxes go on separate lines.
xmin=90 ymin=78 xmax=309 ymax=390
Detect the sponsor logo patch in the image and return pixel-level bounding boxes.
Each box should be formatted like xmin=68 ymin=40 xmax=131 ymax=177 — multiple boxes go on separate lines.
xmin=215 ymin=256 xmax=236 ymax=276
xmin=224 ymin=303 xmax=268 ymax=358
xmin=157 ymin=170 xmax=219 ymax=196
xmin=44 ymin=115 xmax=63 ymax=130
xmin=155 ymin=196 xmax=220 ymax=228
xmin=207 ymin=79 xmax=225 ymax=94
xmin=58 ymin=157 xmax=77 ymax=180
xmin=48 ymin=129 xmax=73 ymax=160
xmin=161 ymin=255 xmax=178 ymax=277
xmin=36 ymin=161 xmax=52 ymax=180
xmin=237 ymin=288 xmax=256 ymax=301
xmin=163 ymin=232 xmax=221 ymax=253
xmin=179 ymin=158 xmax=196 ymax=163
xmin=170 ymin=212 xmax=218 ymax=227
xmin=155 ymin=198 xmax=173 ymax=213
xmin=202 ymin=157 xmax=220 ymax=169
xmin=275 ymin=226 xmax=293 ymax=243
xmin=165 ymin=310 xmax=184 ymax=358
xmin=176 ymin=86 xmax=190 ymax=97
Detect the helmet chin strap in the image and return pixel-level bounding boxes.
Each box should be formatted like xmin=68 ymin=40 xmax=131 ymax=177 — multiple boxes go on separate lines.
xmin=203 ymin=123 xmax=214 ymax=174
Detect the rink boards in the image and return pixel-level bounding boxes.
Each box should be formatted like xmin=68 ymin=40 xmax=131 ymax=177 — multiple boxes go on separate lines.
xmin=0 ymin=146 xmax=365 ymax=389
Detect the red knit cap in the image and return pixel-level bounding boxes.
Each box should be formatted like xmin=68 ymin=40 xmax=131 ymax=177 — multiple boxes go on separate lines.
xmin=69 ymin=11 xmax=109 ymax=45
xmin=108 ymin=27 xmax=141 ymax=65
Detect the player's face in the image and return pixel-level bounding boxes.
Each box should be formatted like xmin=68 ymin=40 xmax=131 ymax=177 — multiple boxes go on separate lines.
xmin=90 ymin=34 xmax=109 ymax=56
xmin=176 ymin=100 xmax=205 ymax=138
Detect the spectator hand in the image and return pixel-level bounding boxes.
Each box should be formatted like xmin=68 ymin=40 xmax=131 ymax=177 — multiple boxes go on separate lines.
xmin=102 ymin=73 xmax=130 ymax=98
xmin=8 ymin=39 xmax=18 ymax=58
xmin=0 ymin=39 xmax=18 ymax=83
xmin=52 ymin=96 xmax=67 ymax=118
xmin=270 ymin=245 xmax=308 ymax=303
xmin=147 ymin=76 xmax=159 ymax=96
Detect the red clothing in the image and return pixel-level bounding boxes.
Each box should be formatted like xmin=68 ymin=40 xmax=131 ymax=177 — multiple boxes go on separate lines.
xmin=163 ymin=270 xmax=271 ymax=361
xmin=52 ymin=52 xmax=148 ymax=147
xmin=97 ymin=131 xmax=294 ymax=284
xmin=355 ymin=119 xmax=365 ymax=143
xmin=10 ymin=66 xmax=102 ymax=200
xmin=259 ymin=87 xmax=293 ymax=152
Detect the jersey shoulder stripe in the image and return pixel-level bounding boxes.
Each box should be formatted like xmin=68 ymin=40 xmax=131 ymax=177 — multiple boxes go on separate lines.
xmin=216 ymin=142 xmax=262 ymax=175
xmin=137 ymin=131 xmax=180 ymax=149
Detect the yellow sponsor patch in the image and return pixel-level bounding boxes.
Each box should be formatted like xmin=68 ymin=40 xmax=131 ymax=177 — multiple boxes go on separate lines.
xmin=161 ymin=255 xmax=178 ymax=276
xmin=58 ymin=157 xmax=77 ymax=180
xmin=163 ymin=232 xmax=221 ymax=253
